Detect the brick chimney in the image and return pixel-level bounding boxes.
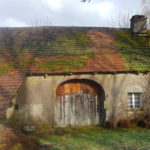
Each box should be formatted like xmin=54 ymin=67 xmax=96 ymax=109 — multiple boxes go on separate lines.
xmin=130 ymin=15 xmax=147 ymax=35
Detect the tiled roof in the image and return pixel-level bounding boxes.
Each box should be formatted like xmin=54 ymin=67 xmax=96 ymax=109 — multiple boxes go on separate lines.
xmin=0 ymin=71 xmax=25 ymax=121
xmin=0 ymin=27 xmax=130 ymax=74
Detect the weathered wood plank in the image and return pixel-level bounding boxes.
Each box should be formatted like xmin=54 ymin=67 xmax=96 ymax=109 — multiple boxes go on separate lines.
xmin=55 ymin=81 xmax=100 ymax=127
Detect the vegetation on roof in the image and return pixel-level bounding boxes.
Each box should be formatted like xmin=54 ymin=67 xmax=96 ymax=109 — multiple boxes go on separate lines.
xmin=36 ymin=56 xmax=90 ymax=73
xmin=34 ymin=30 xmax=93 ymax=73
xmin=0 ymin=63 xmax=13 ymax=75
xmin=1 ymin=27 xmax=150 ymax=75
xmin=115 ymin=29 xmax=150 ymax=72
xmin=0 ymin=29 xmax=93 ymax=75
xmin=32 ymin=30 xmax=92 ymax=56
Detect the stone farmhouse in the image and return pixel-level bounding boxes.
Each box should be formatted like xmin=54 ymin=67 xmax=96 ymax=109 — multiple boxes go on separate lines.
xmin=0 ymin=15 xmax=149 ymax=127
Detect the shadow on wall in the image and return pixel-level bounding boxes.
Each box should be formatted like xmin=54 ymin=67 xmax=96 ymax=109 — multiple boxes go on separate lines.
xmin=110 ymin=74 xmax=128 ymax=124
xmin=142 ymin=74 xmax=150 ymax=117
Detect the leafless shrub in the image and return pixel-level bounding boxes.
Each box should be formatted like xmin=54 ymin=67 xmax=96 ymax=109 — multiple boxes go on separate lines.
xmin=137 ymin=118 xmax=150 ymax=129
xmin=130 ymin=115 xmax=150 ymax=129
xmin=0 ymin=125 xmax=15 ymax=149
xmin=31 ymin=16 xmax=53 ymax=27
xmin=0 ymin=124 xmax=39 ymax=150
xmin=117 ymin=119 xmax=131 ymax=128
xmin=111 ymin=11 xmax=139 ymax=28
xmin=105 ymin=120 xmax=116 ymax=129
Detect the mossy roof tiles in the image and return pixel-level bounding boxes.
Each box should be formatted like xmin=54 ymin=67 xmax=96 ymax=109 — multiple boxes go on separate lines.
xmin=0 ymin=26 xmax=149 ymax=74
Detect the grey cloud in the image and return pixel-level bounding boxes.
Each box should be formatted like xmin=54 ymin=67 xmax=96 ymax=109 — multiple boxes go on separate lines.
xmin=0 ymin=0 xmax=53 ymax=26
xmin=141 ymin=0 xmax=150 ymax=16
xmin=0 ymin=0 xmax=147 ymax=27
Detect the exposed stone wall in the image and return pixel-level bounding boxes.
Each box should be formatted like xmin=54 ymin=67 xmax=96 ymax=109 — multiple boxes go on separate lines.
xmin=0 ymin=71 xmax=25 ymax=123
xmin=8 ymin=73 xmax=150 ymax=126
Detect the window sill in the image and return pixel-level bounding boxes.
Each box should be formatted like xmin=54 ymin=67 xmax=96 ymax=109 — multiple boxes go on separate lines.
xmin=127 ymin=108 xmax=143 ymax=112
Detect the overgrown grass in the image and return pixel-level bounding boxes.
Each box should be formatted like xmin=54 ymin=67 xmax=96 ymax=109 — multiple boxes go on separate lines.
xmin=115 ymin=29 xmax=150 ymax=72
xmin=34 ymin=126 xmax=150 ymax=150
xmin=0 ymin=124 xmax=150 ymax=150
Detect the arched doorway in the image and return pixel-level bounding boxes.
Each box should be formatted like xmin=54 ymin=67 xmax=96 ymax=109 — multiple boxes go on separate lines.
xmin=55 ymin=79 xmax=105 ymax=127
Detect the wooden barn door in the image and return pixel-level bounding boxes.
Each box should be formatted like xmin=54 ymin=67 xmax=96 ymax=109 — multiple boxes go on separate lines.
xmin=55 ymin=80 xmax=100 ymax=127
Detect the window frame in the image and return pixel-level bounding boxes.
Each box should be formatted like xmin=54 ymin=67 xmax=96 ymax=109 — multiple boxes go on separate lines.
xmin=128 ymin=93 xmax=142 ymax=109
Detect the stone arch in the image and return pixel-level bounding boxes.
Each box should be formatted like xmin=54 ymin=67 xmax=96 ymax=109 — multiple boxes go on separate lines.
xmin=55 ymin=78 xmax=105 ymax=127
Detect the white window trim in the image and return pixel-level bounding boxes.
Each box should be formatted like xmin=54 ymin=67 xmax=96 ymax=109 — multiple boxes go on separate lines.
xmin=128 ymin=93 xmax=142 ymax=109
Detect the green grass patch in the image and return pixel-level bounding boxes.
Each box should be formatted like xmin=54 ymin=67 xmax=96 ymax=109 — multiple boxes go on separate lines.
xmin=115 ymin=29 xmax=150 ymax=72
xmin=33 ymin=126 xmax=150 ymax=150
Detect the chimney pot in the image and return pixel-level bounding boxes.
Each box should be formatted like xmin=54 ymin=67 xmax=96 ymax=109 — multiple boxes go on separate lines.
xmin=130 ymin=15 xmax=147 ymax=35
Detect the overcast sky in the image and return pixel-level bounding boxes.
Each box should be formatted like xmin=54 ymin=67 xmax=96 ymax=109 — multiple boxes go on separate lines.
xmin=0 ymin=0 xmax=147 ymax=27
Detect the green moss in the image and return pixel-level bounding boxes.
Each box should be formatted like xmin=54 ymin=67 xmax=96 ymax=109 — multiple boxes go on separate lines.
xmin=0 ymin=30 xmax=93 ymax=73
xmin=36 ymin=56 xmax=90 ymax=73
xmin=30 ymin=30 xmax=92 ymax=56
xmin=115 ymin=30 xmax=150 ymax=72
xmin=34 ymin=30 xmax=93 ymax=72
xmin=0 ymin=64 xmax=14 ymax=75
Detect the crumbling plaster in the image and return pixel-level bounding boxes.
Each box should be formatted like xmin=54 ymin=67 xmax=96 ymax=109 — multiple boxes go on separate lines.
xmin=9 ymin=73 xmax=149 ymax=126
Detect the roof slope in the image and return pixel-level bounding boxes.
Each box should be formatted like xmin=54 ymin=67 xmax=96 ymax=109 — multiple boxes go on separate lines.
xmin=0 ymin=26 xmax=149 ymax=74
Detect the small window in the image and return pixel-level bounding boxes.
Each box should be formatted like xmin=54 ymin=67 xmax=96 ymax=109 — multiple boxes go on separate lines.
xmin=128 ymin=93 xmax=142 ymax=109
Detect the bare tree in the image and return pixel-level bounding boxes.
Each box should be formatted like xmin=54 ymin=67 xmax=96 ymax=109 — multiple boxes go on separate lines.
xmin=110 ymin=10 xmax=141 ymax=28
xmin=81 ymin=0 xmax=91 ymax=2
xmin=31 ymin=16 xmax=53 ymax=27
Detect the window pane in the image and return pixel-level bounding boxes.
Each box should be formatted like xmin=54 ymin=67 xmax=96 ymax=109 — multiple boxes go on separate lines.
xmin=135 ymin=101 xmax=140 ymax=105
xmin=135 ymin=105 xmax=140 ymax=108
xmin=129 ymin=105 xmax=133 ymax=108
xmin=134 ymin=96 xmax=140 ymax=101
xmin=128 ymin=96 xmax=132 ymax=101
xmin=128 ymin=93 xmax=132 ymax=96
xmin=128 ymin=93 xmax=132 ymax=97
xmin=128 ymin=93 xmax=133 ymax=108
xmin=134 ymin=93 xmax=140 ymax=97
